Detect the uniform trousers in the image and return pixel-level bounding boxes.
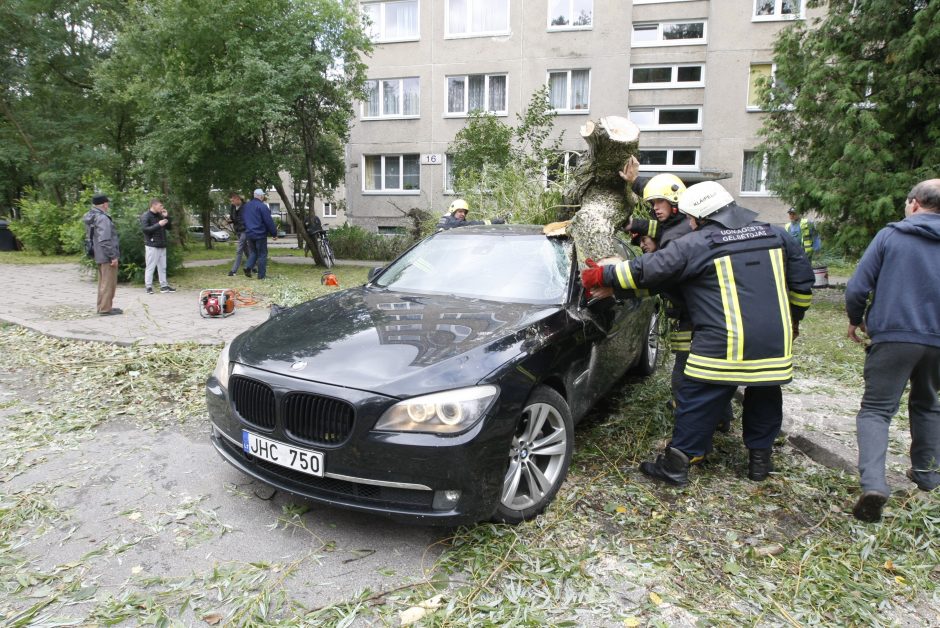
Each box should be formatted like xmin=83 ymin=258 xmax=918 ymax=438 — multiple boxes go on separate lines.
xmin=671 ymin=378 xmax=782 ymax=458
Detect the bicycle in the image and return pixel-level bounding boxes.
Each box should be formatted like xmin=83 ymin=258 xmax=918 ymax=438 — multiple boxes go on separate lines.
xmin=309 ymin=228 xmax=335 ymax=268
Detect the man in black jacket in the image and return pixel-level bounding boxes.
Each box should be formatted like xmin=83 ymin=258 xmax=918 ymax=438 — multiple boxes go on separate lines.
xmin=140 ymin=198 xmax=175 ymax=294
xmin=582 ymin=181 xmax=814 ymax=486
xmin=227 ymin=193 xmax=250 ymax=276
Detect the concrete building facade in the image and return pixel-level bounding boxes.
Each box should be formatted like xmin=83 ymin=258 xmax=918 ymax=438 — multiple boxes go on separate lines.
xmin=346 ymin=0 xmax=819 ymax=232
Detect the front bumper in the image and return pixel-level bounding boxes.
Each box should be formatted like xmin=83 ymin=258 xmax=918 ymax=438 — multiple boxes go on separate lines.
xmin=206 ymin=366 xmax=516 ymax=526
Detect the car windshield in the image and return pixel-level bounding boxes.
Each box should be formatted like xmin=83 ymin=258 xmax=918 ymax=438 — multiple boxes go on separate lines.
xmin=373 ymin=231 xmax=572 ymax=304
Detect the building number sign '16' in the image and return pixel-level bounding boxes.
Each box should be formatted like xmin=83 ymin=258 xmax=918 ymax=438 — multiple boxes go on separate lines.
xmin=421 ymin=154 xmax=443 ymax=166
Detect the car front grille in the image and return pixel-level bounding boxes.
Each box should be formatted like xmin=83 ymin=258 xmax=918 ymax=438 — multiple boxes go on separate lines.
xmin=230 ymin=376 xmax=276 ymax=429
xmin=217 ymin=436 xmax=433 ymax=509
xmin=283 ymin=393 xmax=355 ymax=446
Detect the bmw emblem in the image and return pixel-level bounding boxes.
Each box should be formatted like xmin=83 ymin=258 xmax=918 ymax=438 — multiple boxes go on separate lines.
xmin=291 ymin=361 xmax=307 ymax=371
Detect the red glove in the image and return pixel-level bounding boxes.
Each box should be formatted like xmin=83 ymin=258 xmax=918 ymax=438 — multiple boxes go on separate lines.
xmin=581 ymin=258 xmax=605 ymax=291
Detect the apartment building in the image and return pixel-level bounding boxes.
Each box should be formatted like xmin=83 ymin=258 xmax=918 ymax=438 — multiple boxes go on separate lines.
xmin=345 ymin=0 xmax=819 ymax=233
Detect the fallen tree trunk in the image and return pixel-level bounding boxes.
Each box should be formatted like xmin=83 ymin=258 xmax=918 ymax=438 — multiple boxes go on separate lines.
xmin=564 ymin=116 xmax=641 ymax=263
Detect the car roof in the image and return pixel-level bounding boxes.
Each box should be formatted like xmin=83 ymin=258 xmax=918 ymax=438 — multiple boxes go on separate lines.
xmin=437 ymin=224 xmax=554 ymax=237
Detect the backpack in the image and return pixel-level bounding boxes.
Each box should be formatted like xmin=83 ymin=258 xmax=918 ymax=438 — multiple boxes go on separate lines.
xmin=84 ymin=225 xmax=95 ymax=259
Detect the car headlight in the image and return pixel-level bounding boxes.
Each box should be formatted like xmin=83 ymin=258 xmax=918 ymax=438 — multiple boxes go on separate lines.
xmin=374 ymin=385 xmax=499 ymax=434
xmin=213 ymin=342 xmax=232 ymax=389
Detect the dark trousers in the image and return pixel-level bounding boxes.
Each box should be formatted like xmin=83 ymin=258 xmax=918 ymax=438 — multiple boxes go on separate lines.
xmin=673 ymin=351 xmax=733 ymax=424
xmin=245 ymin=237 xmax=269 ymax=279
xmin=856 ymin=342 xmax=940 ymax=494
xmin=671 ymin=378 xmax=782 ymax=457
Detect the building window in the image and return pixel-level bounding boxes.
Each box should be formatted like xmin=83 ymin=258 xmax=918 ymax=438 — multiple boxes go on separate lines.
xmin=547 ymin=0 xmax=592 ymax=30
xmin=268 ymin=203 xmax=281 ymax=212
xmin=637 ymin=149 xmax=699 ymax=171
xmin=753 ymin=0 xmax=802 ymax=21
xmin=446 ymin=74 xmax=507 ymax=115
xmin=741 ymin=151 xmax=777 ymax=194
xmin=446 ymin=0 xmax=509 ymax=37
xmin=629 ymin=106 xmax=702 ymax=130
xmin=363 ymin=77 xmax=420 ymax=118
xmin=364 ymin=154 xmax=421 ymax=193
xmin=546 ymin=151 xmax=581 ymax=186
xmin=632 ymin=21 xmax=706 ymax=47
xmin=361 ymin=1 xmax=419 ymax=42
xmin=323 ymin=202 xmax=337 ymax=217
xmin=378 ymin=226 xmax=407 ymax=235
xmin=630 ymin=64 xmax=704 ymax=89
xmin=747 ymin=64 xmax=773 ymax=110
xmin=444 ymin=154 xmax=456 ymax=193
xmin=548 ymin=70 xmax=590 ymax=112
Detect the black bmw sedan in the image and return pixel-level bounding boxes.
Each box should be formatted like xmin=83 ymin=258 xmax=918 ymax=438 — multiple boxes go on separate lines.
xmin=207 ymin=225 xmax=660 ymax=526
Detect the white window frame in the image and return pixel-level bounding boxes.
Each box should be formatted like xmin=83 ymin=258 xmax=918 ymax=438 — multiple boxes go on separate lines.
xmin=362 ymin=154 xmax=421 ymax=195
xmin=322 ymin=202 xmax=337 ymax=217
xmin=444 ymin=154 xmax=456 ymax=194
xmin=547 ymin=0 xmax=593 ymax=31
xmin=746 ymin=63 xmax=774 ymax=111
xmin=545 ymin=150 xmax=582 ymax=187
xmin=444 ymin=0 xmax=510 ymax=39
xmin=741 ymin=151 xmax=776 ymax=195
xmin=546 ymin=69 xmax=591 ymax=114
xmin=445 ymin=73 xmax=508 ymax=117
xmin=637 ymin=148 xmax=700 ymax=172
xmin=360 ymin=0 xmax=420 ymax=43
xmin=629 ymin=106 xmax=702 ymax=131
xmin=752 ymin=0 xmax=803 ymax=22
xmin=361 ymin=77 xmax=420 ymax=119
xmin=630 ymin=64 xmax=705 ymax=89
xmin=631 ymin=20 xmax=707 ymax=47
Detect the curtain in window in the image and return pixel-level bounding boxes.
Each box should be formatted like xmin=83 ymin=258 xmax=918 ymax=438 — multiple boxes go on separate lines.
xmin=382 ymin=80 xmax=400 ymax=116
xmin=403 ymin=78 xmax=419 ymax=116
xmin=548 ymin=72 xmax=567 ymax=109
xmin=385 ymin=156 xmax=401 ymax=190
xmin=403 ymin=155 xmax=420 ymax=190
xmin=570 ymin=70 xmax=589 ymax=109
xmin=473 ymin=0 xmax=508 ymax=33
xmin=447 ymin=77 xmax=465 ymax=113
xmin=365 ymin=156 xmax=381 ymax=190
xmin=362 ymin=3 xmax=380 ymax=39
xmin=386 ymin=1 xmax=418 ymax=38
xmin=468 ymin=75 xmax=485 ymax=111
xmin=742 ymin=153 xmax=762 ymax=191
xmin=445 ymin=155 xmax=456 ymax=191
xmin=364 ymin=80 xmax=380 ymax=117
xmin=448 ymin=0 xmax=468 ymax=33
xmin=488 ymin=75 xmax=506 ymax=112
xmin=748 ymin=64 xmax=772 ymax=107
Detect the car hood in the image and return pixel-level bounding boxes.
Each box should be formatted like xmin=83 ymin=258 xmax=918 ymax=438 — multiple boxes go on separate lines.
xmin=231 ymin=287 xmax=565 ymax=397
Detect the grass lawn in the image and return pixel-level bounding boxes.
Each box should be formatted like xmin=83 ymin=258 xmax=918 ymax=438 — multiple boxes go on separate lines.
xmin=0 ymin=250 xmax=81 ymax=264
xmin=180 ymin=240 xmax=308 ymax=261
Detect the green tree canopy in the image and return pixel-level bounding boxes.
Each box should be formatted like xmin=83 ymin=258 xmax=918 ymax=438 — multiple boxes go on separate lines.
xmin=759 ymin=0 xmax=940 ymax=254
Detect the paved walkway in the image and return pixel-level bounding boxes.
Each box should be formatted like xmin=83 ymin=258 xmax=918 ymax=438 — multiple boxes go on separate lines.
xmin=0 ymin=261 xmax=915 ymax=494
xmin=0 ymin=256 xmax=382 ymax=346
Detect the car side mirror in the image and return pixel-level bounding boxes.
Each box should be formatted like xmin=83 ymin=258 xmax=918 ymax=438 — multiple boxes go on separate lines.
xmin=368 ymin=266 xmax=384 ymax=281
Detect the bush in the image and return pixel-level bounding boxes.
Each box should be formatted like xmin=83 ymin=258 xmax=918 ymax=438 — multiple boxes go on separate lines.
xmin=8 ymin=194 xmax=73 ymax=255
xmin=328 ymin=224 xmax=415 ymax=262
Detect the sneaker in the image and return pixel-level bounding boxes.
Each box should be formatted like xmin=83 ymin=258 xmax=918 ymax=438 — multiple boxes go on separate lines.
xmin=146 ymin=286 xmax=154 ymax=294
xmin=160 ymin=285 xmax=176 ymax=293
xmin=852 ymin=491 xmax=889 ymax=523
xmin=244 ymin=268 xmax=252 ymax=278
xmin=227 ymin=271 xmax=236 ymax=277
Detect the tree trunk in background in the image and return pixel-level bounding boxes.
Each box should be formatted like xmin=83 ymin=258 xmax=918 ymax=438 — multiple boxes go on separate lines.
xmin=565 ymin=116 xmax=641 ymax=264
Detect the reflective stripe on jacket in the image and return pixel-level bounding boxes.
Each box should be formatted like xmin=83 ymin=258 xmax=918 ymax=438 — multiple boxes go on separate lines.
xmin=604 ymin=220 xmax=814 ymax=386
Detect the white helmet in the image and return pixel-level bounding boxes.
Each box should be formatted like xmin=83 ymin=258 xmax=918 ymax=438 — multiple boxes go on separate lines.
xmin=678 ymin=181 xmax=734 ymax=219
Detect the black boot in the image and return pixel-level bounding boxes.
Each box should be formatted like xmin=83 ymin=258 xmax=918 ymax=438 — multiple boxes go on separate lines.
xmin=639 ymin=447 xmax=690 ymax=486
xmin=748 ymin=448 xmax=773 ymax=481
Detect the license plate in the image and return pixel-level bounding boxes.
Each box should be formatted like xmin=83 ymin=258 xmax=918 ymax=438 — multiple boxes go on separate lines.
xmin=242 ymin=431 xmax=324 ymax=477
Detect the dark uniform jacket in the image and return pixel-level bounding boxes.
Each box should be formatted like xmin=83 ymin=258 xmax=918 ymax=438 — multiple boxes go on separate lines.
xmin=437 ymin=214 xmax=505 ymax=230
xmin=603 ymin=204 xmax=814 ymax=385
xmin=627 ymin=212 xmax=695 ymax=350
xmin=140 ymin=209 xmax=170 ymax=248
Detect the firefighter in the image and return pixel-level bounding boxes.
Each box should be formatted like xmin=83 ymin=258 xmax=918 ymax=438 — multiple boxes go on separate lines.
xmin=581 ymin=181 xmax=815 ymax=486
xmin=785 ymin=207 xmax=821 ymax=263
xmin=437 ymin=199 xmax=506 ymax=230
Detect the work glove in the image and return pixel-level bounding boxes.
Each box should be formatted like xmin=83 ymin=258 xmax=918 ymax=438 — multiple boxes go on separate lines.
xmin=580 ymin=258 xmax=605 ymax=292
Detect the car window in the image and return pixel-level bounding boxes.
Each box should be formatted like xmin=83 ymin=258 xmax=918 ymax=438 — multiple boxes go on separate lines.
xmin=374 ymin=232 xmax=572 ymax=304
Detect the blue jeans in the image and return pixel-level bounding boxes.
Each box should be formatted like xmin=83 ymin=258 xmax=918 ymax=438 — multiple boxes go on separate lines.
xmin=245 ymin=237 xmax=269 ymax=279
xmin=856 ymin=342 xmax=940 ymax=494
xmin=229 ymin=232 xmax=253 ymax=274
xmin=671 ymin=378 xmax=782 ymax=457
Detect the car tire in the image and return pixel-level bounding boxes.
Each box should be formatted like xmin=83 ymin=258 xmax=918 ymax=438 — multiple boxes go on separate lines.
xmin=493 ymin=386 xmax=573 ymax=524
xmin=632 ymin=311 xmax=660 ymax=376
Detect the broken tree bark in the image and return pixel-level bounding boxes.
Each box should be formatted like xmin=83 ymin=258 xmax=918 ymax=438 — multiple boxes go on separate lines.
xmin=564 ymin=116 xmax=641 ymax=264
